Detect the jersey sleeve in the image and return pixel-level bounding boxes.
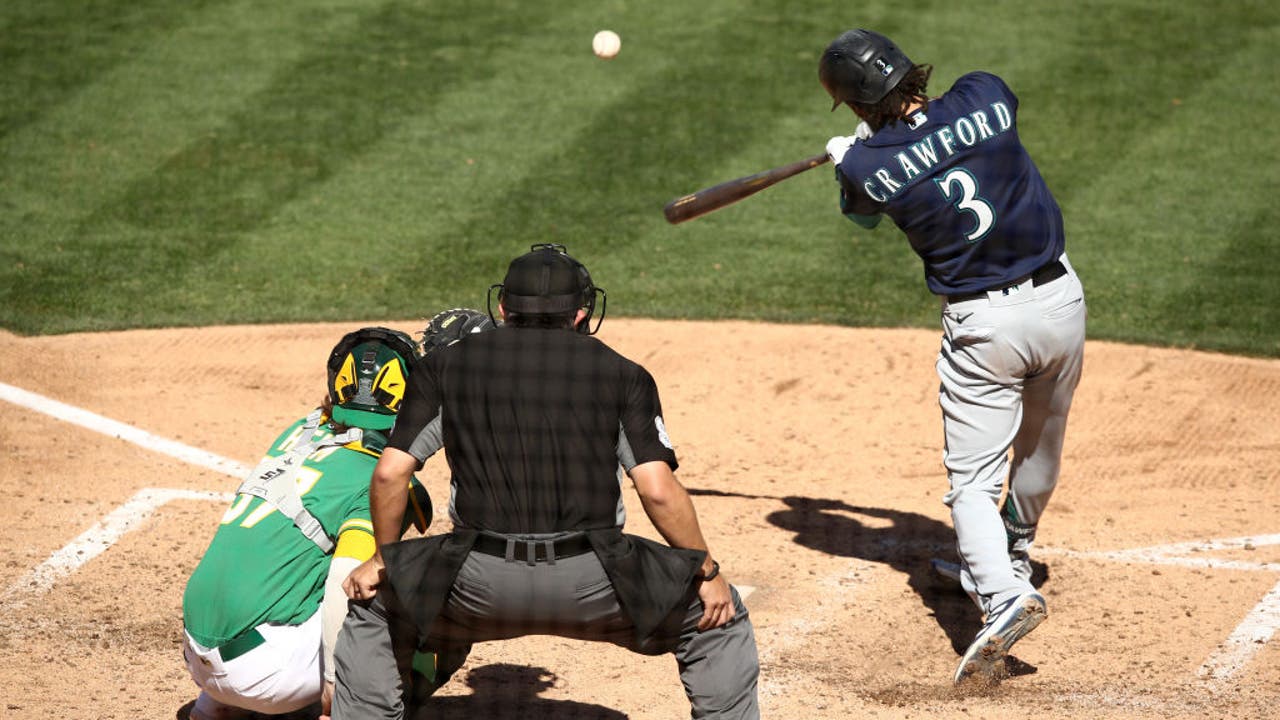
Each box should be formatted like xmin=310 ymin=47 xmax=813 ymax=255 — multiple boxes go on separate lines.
xmin=617 ymin=365 xmax=678 ymax=471
xmin=387 ymin=357 xmax=445 ymax=464
xmin=835 ymin=162 xmax=886 ymax=220
xmin=952 ymin=71 xmax=1018 ymax=112
xmin=333 ymin=459 xmax=375 ymax=560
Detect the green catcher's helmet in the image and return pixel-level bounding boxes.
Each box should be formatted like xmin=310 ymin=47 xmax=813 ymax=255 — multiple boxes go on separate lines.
xmin=327 ymin=327 xmax=418 ymax=431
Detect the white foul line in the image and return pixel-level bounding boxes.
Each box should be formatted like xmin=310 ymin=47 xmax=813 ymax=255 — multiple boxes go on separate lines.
xmin=0 ymin=381 xmax=251 ymax=478
xmin=1198 ymin=580 xmax=1280 ymax=685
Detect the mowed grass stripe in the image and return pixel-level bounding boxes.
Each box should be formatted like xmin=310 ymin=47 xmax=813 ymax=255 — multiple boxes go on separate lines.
xmin=218 ymin=1 xmax=647 ymax=319
xmin=5 ymin=0 xmax=572 ymax=331
xmin=0 ymin=0 xmax=379 ymax=331
xmin=1051 ymin=4 xmax=1279 ymax=354
xmin=0 ymin=0 xmax=219 ymax=138
xmin=383 ymin=3 xmax=909 ymax=322
xmin=1156 ymin=20 xmax=1280 ymax=355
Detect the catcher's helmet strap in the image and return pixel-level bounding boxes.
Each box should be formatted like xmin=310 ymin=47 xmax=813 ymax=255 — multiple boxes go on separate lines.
xmin=328 ymin=327 xmax=418 ymax=371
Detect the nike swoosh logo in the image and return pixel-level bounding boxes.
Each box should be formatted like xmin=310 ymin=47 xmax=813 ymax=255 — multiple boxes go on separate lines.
xmin=954 ymin=313 xmax=973 ymax=324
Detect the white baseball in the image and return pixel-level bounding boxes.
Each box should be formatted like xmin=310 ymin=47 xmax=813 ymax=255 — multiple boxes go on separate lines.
xmin=592 ymin=30 xmax=621 ymax=59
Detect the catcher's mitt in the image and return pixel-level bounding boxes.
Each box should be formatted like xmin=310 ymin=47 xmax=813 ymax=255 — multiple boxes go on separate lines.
xmin=421 ymin=308 xmax=495 ymax=356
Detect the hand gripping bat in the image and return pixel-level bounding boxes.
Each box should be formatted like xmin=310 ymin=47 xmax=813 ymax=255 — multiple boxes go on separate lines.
xmin=663 ymin=151 xmax=829 ymax=224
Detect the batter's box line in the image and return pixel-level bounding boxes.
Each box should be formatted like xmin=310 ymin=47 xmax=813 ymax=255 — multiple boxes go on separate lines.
xmin=1035 ymin=541 xmax=1280 ymax=686
xmin=1 ymin=487 xmax=235 ymax=613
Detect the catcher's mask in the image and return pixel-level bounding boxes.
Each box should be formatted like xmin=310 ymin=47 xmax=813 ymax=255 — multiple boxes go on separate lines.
xmin=487 ymin=243 xmax=607 ymax=335
xmin=420 ymin=307 xmax=496 ymax=356
xmin=327 ymin=327 xmax=418 ymax=431
xmin=819 ymin=29 xmax=913 ymax=109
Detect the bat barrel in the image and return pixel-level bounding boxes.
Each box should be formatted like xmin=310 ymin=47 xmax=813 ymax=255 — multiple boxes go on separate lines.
xmin=663 ymin=152 xmax=830 ymax=224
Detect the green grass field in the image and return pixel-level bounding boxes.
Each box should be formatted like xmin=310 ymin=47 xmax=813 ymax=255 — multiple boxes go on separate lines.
xmin=2 ymin=0 xmax=1277 ymax=356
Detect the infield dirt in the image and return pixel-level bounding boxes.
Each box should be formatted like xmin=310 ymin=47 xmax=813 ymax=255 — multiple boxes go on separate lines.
xmin=1 ymin=320 xmax=1277 ymax=719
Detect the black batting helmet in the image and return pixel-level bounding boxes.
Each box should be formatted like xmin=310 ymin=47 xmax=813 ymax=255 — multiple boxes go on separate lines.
xmin=819 ymin=29 xmax=914 ymax=109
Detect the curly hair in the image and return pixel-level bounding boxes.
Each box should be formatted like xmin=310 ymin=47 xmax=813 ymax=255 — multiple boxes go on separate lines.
xmin=851 ymin=64 xmax=934 ymax=131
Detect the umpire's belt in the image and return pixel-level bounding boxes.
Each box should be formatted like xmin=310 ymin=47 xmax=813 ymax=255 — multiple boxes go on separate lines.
xmin=471 ymin=532 xmax=594 ymax=565
xmin=946 ymin=259 xmax=1067 ymax=304
xmin=216 ymin=628 xmax=265 ymax=662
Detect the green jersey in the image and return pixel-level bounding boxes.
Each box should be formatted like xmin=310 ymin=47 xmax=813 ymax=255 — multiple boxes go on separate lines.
xmin=182 ymin=417 xmax=378 ymax=648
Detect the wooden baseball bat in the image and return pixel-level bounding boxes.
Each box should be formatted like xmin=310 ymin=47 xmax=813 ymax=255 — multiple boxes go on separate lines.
xmin=663 ymin=151 xmax=830 ymax=224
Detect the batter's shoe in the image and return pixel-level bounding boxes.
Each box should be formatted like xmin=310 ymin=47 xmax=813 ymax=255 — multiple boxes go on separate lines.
xmin=930 ymin=558 xmax=963 ymax=587
xmin=953 ymin=590 xmax=1046 ymax=685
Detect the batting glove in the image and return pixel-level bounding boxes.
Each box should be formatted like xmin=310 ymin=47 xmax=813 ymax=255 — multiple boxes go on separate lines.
xmin=853 ymin=120 xmax=874 ymax=140
xmin=826 ymin=135 xmax=858 ymax=164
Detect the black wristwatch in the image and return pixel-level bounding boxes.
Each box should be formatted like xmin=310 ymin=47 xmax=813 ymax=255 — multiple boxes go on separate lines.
xmin=699 ymin=560 xmax=720 ymax=581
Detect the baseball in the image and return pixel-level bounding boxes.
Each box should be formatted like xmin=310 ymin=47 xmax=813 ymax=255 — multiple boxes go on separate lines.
xmin=592 ymin=30 xmax=621 ymax=59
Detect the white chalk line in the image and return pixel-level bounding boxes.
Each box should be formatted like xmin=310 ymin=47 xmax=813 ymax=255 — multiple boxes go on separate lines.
xmin=2 ymin=380 xmax=1275 ymax=685
xmin=0 ymin=381 xmax=248 ymax=607
xmin=1196 ymin=579 xmax=1280 ymax=687
xmin=1036 ymin=539 xmax=1280 ymax=683
xmin=1 ymin=487 xmax=234 ymax=618
xmin=0 ymin=380 xmax=251 ymax=478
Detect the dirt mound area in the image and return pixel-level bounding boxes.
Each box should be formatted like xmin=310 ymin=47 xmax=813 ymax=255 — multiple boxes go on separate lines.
xmin=0 ymin=320 xmax=1276 ymax=718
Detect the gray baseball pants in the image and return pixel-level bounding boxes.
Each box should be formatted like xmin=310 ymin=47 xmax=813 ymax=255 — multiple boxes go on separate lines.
xmin=333 ymin=549 xmax=759 ymax=719
xmin=937 ymin=254 xmax=1087 ymax=615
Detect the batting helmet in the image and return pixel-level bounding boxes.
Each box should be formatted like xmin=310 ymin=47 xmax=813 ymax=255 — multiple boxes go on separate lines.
xmin=326 ymin=327 xmax=418 ymax=431
xmin=488 ymin=243 xmax=608 ymax=335
xmin=819 ymin=29 xmax=914 ymax=109
xmin=420 ymin=307 xmax=495 ymax=356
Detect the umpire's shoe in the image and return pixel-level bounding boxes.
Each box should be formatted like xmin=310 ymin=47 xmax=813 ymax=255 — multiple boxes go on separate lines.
xmin=953 ymin=590 xmax=1046 ymax=685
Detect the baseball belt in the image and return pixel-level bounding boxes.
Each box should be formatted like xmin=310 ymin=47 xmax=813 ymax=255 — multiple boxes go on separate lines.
xmin=471 ymin=533 xmax=594 ymax=564
xmin=946 ymin=259 xmax=1067 ymax=304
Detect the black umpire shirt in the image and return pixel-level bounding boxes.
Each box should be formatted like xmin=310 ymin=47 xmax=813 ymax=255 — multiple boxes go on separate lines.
xmin=387 ymin=325 xmax=679 ymax=534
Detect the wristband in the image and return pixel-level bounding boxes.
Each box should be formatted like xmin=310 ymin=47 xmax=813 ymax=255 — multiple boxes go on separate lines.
xmin=699 ymin=560 xmax=720 ymax=581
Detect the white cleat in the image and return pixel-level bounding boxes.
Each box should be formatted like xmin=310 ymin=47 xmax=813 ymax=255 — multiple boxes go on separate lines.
xmin=953 ymin=590 xmax=1047 ymax=685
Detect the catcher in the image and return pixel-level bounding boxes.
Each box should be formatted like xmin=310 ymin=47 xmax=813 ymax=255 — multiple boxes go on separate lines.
xmin=181 ymin=310 xmax=494 ymax=720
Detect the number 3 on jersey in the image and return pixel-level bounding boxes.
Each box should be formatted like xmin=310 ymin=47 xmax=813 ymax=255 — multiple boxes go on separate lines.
xmin=935 ymin=168 xmax=995 ymax=243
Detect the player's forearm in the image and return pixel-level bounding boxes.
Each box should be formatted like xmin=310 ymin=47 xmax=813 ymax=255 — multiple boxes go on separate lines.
xmin=321 ymin=554 xmax=361 ymax=683
xmin=635 ymin=481 xmax=717 ymax=575
xmin=369 ymin=467 xmax=410 ymax=551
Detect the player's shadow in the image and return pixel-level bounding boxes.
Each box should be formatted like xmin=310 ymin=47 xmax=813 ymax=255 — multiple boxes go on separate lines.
xmin=761 ymin=495 xmax=1047 ymax=658
xmin=176 ymin=664 xmax=625 ymax=720
xmin=414 ymin=663 xmax=627 ymax=720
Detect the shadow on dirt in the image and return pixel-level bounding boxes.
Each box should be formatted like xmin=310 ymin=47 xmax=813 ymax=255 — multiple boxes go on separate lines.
xmin=691 ymin=489 xmax=1046 ymax=658
xmin=411 ymin=663 xmax=626 ymax=719
xmin=178 ymin=664 xmax=625 ymax=720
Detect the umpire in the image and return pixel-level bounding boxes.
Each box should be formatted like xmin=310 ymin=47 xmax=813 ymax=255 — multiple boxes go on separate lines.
xmin=334 ymin=244 xmax=760 ymax=719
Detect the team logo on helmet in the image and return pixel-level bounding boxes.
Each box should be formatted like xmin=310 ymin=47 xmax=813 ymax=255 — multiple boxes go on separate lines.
xmin=327 ymin=327 xmax=417 ymax=431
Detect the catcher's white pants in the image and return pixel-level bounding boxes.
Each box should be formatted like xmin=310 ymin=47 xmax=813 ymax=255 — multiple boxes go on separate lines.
xmin=938 ymin=253 xmax=1086 ymax=615
xmin=183 ymin=608 xmax=323 ymax=716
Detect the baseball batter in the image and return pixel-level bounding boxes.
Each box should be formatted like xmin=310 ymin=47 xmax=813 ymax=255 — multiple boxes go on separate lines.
xmin=818 ymin=29 xmax=1087 ymax=684
xmin=181 ymin=318 xmax=485 ymax=719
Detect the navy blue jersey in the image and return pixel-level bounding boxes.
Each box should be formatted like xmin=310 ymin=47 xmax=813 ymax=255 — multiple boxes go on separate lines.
xmin=835 ymin=72 xmax=1064 ymax=295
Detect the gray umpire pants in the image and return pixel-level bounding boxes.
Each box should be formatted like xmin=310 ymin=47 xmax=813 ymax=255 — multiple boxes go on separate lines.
xmin=333 ymin=547 xmax=759 ymax=719
xmin=937 ymin=254 xmax=1087 ymax=616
